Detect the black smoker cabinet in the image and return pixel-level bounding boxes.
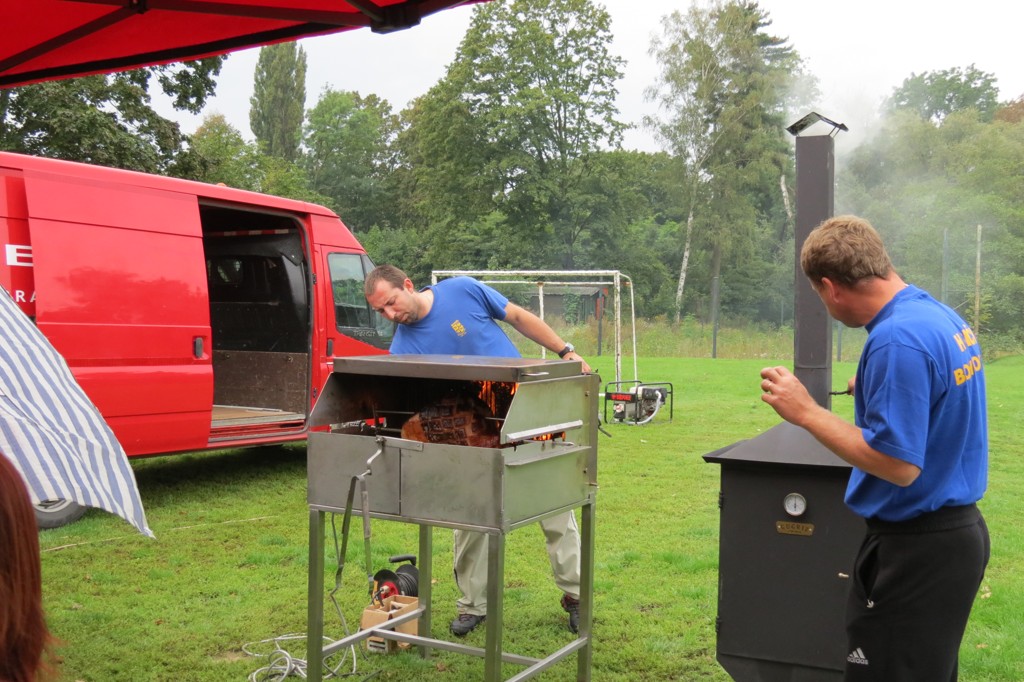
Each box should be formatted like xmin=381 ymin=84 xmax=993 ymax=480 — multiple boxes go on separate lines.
xmin=704 ymin=422 xmax=863 ymax=681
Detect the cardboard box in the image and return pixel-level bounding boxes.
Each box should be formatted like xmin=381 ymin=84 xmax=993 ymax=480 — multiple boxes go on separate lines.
xmin=360 ymin=595 xmax=420 ymax=652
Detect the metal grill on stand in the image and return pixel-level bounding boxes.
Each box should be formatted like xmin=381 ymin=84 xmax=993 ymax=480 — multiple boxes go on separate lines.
xmin=305 ymin=354 xmax=599 ymax=682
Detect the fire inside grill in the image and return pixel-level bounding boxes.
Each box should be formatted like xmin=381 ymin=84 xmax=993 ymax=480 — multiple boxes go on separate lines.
xmin=317 ymin=356 xmax=576 ymax=446
xmin=396 ymin=381 xmax=565 ymax=447
xmin=478 ymin=379 xmax=515 ymax=414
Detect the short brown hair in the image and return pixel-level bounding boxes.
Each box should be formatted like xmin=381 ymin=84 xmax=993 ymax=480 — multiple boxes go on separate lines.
xmin=800 ymin=215 xmax=893 ymax=287
xmin=364 ymin=264 xmax=409 ymax=299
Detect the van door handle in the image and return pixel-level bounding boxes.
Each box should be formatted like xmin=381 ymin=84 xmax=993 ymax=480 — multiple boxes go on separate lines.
xmin=193 ymin=336 xmax=204 ymax=359
xmin=327 ymin=339 xmax=334 ymax=356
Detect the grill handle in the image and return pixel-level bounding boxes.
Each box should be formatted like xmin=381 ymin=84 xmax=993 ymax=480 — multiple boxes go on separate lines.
xmin=504 ymin=420 xmax=583 ymax=442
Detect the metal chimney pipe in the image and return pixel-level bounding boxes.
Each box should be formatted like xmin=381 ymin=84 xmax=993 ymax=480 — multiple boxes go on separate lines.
xmin=794 ymin=134 xmax=834 ymax=408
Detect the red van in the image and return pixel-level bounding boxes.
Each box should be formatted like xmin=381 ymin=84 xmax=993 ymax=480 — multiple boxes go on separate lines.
xmin=0 ymin=151 xmax=391 ymax=527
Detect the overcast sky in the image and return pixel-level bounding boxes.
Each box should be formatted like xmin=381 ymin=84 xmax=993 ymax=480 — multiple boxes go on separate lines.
xmin=158 ymin=0 xmax=1024 ymax=154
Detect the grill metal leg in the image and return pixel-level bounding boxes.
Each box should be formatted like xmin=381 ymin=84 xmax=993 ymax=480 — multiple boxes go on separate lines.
xmin=307 ymin=509 xmax=326 ymax=682
xmin=484 ymin=530 xmax=506 ymax=681
xmin=418 ymin=524 xmax=433 ymax=658
xmin=578 ymin=497 xmax=595 ymax=681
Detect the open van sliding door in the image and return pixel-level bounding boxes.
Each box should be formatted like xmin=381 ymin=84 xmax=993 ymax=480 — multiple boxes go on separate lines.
xmin=22 ymin=170 xmax=214 ymax=456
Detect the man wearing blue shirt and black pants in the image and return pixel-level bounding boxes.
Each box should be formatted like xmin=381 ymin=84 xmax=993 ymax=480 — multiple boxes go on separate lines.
xmin=759 ymin=216 xmax=989 ymax=681
xmin=365 ymin=264 xmax=590 ymax=637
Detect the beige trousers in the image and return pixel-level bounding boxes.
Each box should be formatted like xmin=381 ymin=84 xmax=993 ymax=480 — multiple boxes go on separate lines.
xmin=453 ymin=510 xmax=581 ymax=616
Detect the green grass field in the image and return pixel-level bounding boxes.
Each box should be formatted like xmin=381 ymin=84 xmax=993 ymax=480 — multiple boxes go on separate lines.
xmin=38 ymin=355 xmax=1024 ymax=681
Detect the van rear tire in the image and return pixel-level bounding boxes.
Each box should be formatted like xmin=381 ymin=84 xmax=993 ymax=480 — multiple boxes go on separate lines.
xmin=34 ymin=499 xmax=87 ymax=529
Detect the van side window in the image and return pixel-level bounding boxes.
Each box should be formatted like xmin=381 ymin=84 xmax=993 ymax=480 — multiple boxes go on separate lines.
xmin=210 ymin=259 xmax=244 ymax=289
xmin=327 ymin=253 xmax=393 ymax=347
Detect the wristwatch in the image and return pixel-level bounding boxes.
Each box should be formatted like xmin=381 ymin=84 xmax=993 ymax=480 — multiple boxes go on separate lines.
xmin=557 ymin=343 xmax=575 ymax=358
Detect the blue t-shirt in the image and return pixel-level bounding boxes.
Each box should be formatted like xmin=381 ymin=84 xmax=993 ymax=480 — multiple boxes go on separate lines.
xmin=389 ymin=277 xmax=521 ymax=358
xmin=846 ymin=285 xmax=988 ymax=521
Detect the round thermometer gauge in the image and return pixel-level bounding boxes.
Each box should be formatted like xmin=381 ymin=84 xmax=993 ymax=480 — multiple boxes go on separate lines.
xmin=783 ymin=492 xmax=807 ymax=517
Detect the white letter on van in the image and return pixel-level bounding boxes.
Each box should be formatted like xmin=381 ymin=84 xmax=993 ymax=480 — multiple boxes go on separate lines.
xmin=5 ymin=244 xmax=33 ymax=267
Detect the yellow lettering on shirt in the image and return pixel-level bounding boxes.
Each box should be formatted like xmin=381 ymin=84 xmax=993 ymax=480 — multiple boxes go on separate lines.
xmin=451 ymin=320 xmax=466 ymax=337
xmin=954 ymin=355 xmax=984 ymax=386
xmin=962 ymin=326 xmax=977 ymax=347
xmin=951 ymin=325 xmax=983 ymax=386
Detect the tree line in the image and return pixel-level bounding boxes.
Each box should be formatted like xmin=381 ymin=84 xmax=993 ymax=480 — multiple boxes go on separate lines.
xmin=2 ymin=0 xmax=1022 ymax=340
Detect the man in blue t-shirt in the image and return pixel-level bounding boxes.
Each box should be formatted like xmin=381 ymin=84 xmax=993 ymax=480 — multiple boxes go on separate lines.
xmin=365 ymin=264 xmax=591 ymax=637
xmin=759 ymin=216 xmax=989 ymax=681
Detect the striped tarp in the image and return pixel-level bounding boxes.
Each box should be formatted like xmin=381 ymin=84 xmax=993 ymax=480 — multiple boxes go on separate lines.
xmin=0 ymin=287 xmax=152 ymax=537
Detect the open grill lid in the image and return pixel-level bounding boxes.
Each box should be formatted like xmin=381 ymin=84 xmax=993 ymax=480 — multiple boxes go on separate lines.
xmin=311 ymin=354 xmax=589 ymax=445
xmin=330 ymin=353 xmax=584 ymax=383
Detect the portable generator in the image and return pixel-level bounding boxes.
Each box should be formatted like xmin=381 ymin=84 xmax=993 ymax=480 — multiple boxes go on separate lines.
xmin=604 ymin=380 xmax=673 ymax=425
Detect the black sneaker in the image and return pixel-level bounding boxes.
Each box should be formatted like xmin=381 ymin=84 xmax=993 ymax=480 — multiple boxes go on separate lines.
xmin=561 ymin=594 xmax=580 ymax=633
xmin=450 ymin=613 xmax=485 ymax=637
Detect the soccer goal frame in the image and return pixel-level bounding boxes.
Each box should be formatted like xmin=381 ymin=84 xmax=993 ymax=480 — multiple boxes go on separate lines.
xmin=431 ymin=269 xmax=637 ymax=385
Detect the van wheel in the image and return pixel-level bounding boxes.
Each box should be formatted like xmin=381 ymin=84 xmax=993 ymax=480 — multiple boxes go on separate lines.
xmin=34 ymin=499 xmax=87 ymax=529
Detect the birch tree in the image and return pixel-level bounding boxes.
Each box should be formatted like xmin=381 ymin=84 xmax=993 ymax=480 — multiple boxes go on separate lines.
xmin=646 ymin=1 xmax=804 ymax=322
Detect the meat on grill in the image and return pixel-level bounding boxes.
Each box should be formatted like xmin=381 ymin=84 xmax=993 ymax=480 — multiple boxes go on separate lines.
xmin=400 ymin=397 xmax=500 ymax=448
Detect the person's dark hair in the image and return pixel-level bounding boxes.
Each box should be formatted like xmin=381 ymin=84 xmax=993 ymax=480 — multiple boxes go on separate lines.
xmin=364 ymin=264 xmax=409 ymax=298
xmin=0 ymin=454 xmax=53 ymax=682
xmin=800 ymin=215 xmax=894 ymax=287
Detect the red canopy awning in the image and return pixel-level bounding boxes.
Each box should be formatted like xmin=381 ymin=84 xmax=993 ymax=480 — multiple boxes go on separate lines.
xmin=0 ymin=0 xmax=484 ymax=88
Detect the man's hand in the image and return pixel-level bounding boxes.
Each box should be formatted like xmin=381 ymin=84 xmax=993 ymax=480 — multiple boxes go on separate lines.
xmin=759 ymin=365 xmax=921 ymax=487
xmin=563 ymin=351 xmax=592 ymax=374
xmin=759 ymin=365 xmax=819 ymax=427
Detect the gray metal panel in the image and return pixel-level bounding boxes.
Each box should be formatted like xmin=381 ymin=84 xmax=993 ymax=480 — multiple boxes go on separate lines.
xmin=307 ymin=370 xmax=350 ymax=429
xmin=503 ymin=445 xmax=589 ymax=524
xmin=307 ymin=432 xmax=401 ymax=514
xmin=500 ymin=376 xmax=588 ymax=443
xmin=309 ymin=434 xmax=590 ymax=531
xmin=399 ymin=444 xmax=503 ymax=529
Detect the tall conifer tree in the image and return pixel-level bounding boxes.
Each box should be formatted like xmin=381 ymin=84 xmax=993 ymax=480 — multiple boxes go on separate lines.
xmin=249 ymin=42 xmax=307 ymax=161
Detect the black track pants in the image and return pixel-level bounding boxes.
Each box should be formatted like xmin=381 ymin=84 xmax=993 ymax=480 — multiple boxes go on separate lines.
xmin=844 ymin=504 xmax=990 ymax=682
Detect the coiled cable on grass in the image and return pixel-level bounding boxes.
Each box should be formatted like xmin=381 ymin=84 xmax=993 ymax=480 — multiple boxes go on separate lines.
xmin=243 ymin=632 xmax=360 ymax=681
xmin=245 ymin=511 xmax=377 ymax=680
